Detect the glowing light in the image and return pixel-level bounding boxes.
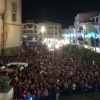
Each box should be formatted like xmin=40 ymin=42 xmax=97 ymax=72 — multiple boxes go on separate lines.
xmin=77 ymin=32 xmax=81 ymax=38
xmin=48 ymin=43 xmax=52 ymax=48
xmin=85 ymin=45 xmax=88 ymax=48
xmin=55 ymin=44 xmax=59 ymax=49
xmin=55 ymin=39 xmax=58 ymax=42
xmin=49 ymin=48 xmax=54 ymax=51
xmin=62 ymin=32 xmax=100 ymax=39
xmin=23 ymin=35 xmax=27 ymax=38
xmin=82 ymin=25 xmax=86 ymax=30
xmin=43 ymin=38 xmax=47 ymax=42
xmin=41 ymin=26 xmax=45 ymax=33
xmin=30 ymin=98 xmax=32 ymax=100
xmin=57 ymin=41 xmax=61 ymax=44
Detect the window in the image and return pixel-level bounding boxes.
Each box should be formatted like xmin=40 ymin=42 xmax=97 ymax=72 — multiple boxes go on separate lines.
xmin=27 ymin=24 xmax=28 ymax=27
xmin=44 ymin=32 xmax=46 ymax=35
xmin=47 ymin=26 xmax=49 ymax=29
xmin=40 ymin=37 xmax=42 ymax=40
xmin=32 ymin=30 xmax=34 ymax=33
xmin=35 ymin=30 xmax=37 ymax=33
xmin=47 ymin=31 xmax=53 ymax=35
xmin=32 ymin=24 xmax=34 ymax=27
xmin=23 ymin=30 xmax=26 ymax=33
xmin=55 ymin=26 xmax=57 ymax=29
xmin=55 ymin=31 xmax=57 ymax=35
xmin=12 ymin=14 xmax=16 ymax=21
xmin=12 ymin=2 xmax=17 ymax=21
xmin=59 ymin=30 xmax=61 ymax=34
xmin=32 ymin=30 xmax=37 ymax=33
xmin=28 ymin=30 xmax=32 ymax=33
xmin=34 ymin=25 xmax=37 ymax=29
xmin=27 ymin=30 xmax=28 ymax=33
xmin=96 ymin=18 xmax=98 ymax=22
xmin=47 ymin=26 xmax=51 ymax=29
xmin=95 ymin=28 xmax=98 ymax=33
xmin=27 ymin=36 xmax=33 ymax=40
xmin=23 ymin=25 xmax=26 ymax=29
xmin=28 ymin=24 xmax=32 ymax=28
xmin=39 ymin=31 xmax=42 ymax=35
xmin=47 ymin=26 xmax=53 ymax=29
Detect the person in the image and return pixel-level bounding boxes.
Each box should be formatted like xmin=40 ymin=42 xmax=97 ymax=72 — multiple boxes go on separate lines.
xmin=0 ymin=44 xmax=99 ymax=100
xmin=72 ymin=82 xmax=76 ymax=94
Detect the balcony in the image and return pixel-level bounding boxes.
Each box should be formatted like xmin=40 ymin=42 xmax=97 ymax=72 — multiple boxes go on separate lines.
xmin=90 ymin=22 xmax=98 ymax=25
xmin=47 ymin=32 xmax=53 ymax=35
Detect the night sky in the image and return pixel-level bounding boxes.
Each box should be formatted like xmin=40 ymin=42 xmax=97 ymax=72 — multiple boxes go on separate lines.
xmin=22 ymin=0 xmax=100 ymax=28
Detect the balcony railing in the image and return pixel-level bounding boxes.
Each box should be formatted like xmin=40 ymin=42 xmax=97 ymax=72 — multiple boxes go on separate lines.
xmin=90 ymin=22 xmax=98 ymax=25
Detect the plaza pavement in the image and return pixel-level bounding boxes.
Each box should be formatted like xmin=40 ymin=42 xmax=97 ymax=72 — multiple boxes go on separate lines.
xmin=60 ymin=92 xmax=100 ymax=100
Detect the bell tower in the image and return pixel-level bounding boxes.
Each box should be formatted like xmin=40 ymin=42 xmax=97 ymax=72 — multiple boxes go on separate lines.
xmin=1 ymin=0 xmax=23 ymax=56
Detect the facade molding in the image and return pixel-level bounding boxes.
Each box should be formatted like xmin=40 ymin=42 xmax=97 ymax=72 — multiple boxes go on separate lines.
xmin=4 ymin=23 xmax=22 ymax=26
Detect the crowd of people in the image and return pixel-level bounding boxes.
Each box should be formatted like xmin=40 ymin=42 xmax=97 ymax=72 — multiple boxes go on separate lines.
xmin=0 ymin=44 xmax=100 ymax=100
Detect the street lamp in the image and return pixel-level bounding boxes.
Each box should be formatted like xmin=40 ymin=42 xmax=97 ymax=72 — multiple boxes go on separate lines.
xmin=0 ymin=0 xmax=5 ymax=56
xmin=72 ymin=28 xmax=76 ymax=45
xmin=40 ymin=26 xmax=46 ymax=41
xmin=48 ymin=43 xmax=52 ymax=48
xmin=59 ymin=40 xmax=63 ymax=60
xmin=41 ymin=26 xmax=45 ymax=33
xmin=47 ymin=39 xmax=60 ymax=62
xmin=55 ymin=44 xmax=59 ymax=49
xmin=70 ymin=31 xmax=71 ymax=50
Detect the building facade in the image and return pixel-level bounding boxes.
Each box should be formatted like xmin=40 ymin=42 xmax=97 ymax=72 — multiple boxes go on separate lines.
xmin=22 ymin=21 xmax=61 ymax=44
xmin=0 ymin=0 xmax=22 ymax=56
xmin=22 ymin=20 xmax=37 ymax=44
xmin=74 ymin=12 xmax=99 ymax=32
xmin=73 ymin=12 xmax=100 ymax=51
xmin=38 ymin=22 xmax=61 ymax=40
xmin=61 ymin=12 xmax=100 ymax=52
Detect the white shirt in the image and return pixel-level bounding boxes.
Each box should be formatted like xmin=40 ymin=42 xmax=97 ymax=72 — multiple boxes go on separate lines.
xmin=72 ymin=83 xmax=76 ymax=90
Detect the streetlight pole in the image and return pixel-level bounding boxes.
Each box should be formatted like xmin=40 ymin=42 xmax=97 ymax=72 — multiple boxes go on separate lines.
xmin=53 ymin=42 xmax=54 ymax=61
xmin=70 ymin=32 xmax=71 ymax=50
xmin=61 ymin=42 xmax=62 ymax=59
xmin=82 ymin=25 xmax=86 ymax=48
xmin=76 ymin=29 xmax=77 ymax=49
xmin=84 ymin=30 xmax=85 ymax=47
xmin=95 ymin=31 xmax=96 ymax=52
xmin=60 ymin=41 xmax=63 ymax=66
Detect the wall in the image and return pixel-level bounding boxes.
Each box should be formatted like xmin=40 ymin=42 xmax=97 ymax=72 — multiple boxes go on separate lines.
xmin=0 ymin=88 xmax=13 ymax=100
xmin=4 ymin=24 xmax=21 ymax=48
xmin=79 ymin=13 xmax=99 ymax=23
xmin=74 ymin=13 xmax=99 ymax=30
xmin=4 ymin=0 xmax=22 ymax=48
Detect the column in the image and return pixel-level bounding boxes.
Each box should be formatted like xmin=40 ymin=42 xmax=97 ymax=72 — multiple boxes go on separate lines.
xmin=88 ymin=38 xmax=92 ymax=49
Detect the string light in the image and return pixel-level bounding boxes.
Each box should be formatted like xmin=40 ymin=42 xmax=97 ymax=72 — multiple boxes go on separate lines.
xmin=62 ymin=32 xmax=100 ymax=39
